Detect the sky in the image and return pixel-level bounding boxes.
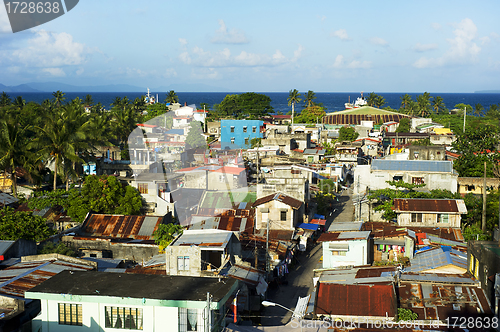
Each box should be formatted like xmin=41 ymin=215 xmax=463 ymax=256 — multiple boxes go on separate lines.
xmin=0 ymin=0 xmax=499 ymax=92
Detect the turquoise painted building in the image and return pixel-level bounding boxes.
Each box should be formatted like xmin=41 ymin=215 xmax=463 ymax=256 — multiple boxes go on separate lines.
xmin=220 ymin=120 xmax=263 ymax=149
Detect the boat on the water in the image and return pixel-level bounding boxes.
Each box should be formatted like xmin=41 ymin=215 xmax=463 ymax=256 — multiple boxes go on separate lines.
xmin=345 ymin=92 xmax=367 ymax=109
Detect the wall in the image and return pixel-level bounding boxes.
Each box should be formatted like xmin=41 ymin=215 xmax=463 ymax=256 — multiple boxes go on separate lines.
xmin=321 ymin=239 xmax=368 ymax=269
xmin=166 ymin=245 xmax=202 ymax=277
xmin=220 ymin=120 xmax=263 ymax=149
xmin=408 ymin=146 xmax=446 ymax=161
xmin=255 ymin=200 xmax=298 ymax=231
xmin=257 ymin=178 xmax=308 ymax=202
xmin=397 ymin=212 xmax=461 ymax=228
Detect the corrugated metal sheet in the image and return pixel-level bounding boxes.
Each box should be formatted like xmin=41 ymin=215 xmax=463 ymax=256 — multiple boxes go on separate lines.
xmin=252 ymin=193 xmax=303 ymax=209
xmin=171 ymin=231 xmax=232 ymax=248
xmin=393 ymin=198 xmax=465 ymax=213
xmin=316 ymin=283 xmax=397 ymax=317
xmin=328 ymin=222 xmax=362 ymax=232
xmin=371 ymin=159 xmax=453 ymax=173
xmin=323 ymin=112 xmax=409 ymax=126
xmin=405 ymin=247 xmax=467 ymax=273
xmin=400 ymin=273 xmax=479 ymax=285
xmin=0 ymin=193 xmax=19 ymax=206
xmin=0 ymin=241 xmax=15 ymax=256
xmin=82 ymin=214 xmax=163 ymax=240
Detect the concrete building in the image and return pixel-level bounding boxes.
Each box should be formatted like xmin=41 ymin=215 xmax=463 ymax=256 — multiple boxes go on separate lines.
xmin=316 ymin=231 xmax=371 ymax=269
xmin=252 ymin=193 xmax=304 ymax=231
xmin=393 ymin=198 xmax=467 ymax=228
xmin=26 ymin=271 xmax=238 ymax=332
xmin=166 ymin=230 xmax=240 ymax=277
xmin=408 ymin=145 xmax=446 ymax=161
xmin=257 ymin=177 xmax=309 ymax=203
xmin=220 ymin=120 xmax=264 ymax=149
xmin=354 ymin=160 xmax=458 ymax=194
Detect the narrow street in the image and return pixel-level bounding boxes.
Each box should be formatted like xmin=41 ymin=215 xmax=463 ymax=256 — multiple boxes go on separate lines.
xmin=260 ymin=182 xmax=355 ymax=326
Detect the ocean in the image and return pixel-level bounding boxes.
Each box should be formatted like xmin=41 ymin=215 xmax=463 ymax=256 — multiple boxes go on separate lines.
xmin=12 ymin=91 xmax=500 ymax=114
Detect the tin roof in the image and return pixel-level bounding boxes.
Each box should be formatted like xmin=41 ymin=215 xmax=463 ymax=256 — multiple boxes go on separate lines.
xmin=252 ymin=193 xmax=303 ymax=209
xmin=0 ymin=241 xmax=15 ymax=256
xmin=225 ymin=264 xmax=265 ymax=285
xmin=170 ymin=230 xmax=233 ymax=249
xmin=0 ymin=256 xmax=95 ymax=299
xmin=399 ymin=281 xmax=491 ymax=320
xmin=405 ymin=246 xmax=467 ymax=273
xmin=371 ymin=160 xmax=454 ymax=173
xmin=316 ymin=282 xmax=397 ymax=317
xmin=323 ymin=107 xmax=411 ymax=125
xmin=319 ymin=266 xmax=397 ymax=285
xmin=81 ymin=214 xmax=164 ymax=240
xmin=317 ymin=231 xmax=370 ymax=242
xmin=393 ymin=198 xmax=467 ymax=214
xmin=0 ymin=193 xmax=19 ymax=207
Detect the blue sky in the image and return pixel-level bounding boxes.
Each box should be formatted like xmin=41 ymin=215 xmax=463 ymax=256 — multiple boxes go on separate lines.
xmin=1 ymin=0 xmax=499 ymax=92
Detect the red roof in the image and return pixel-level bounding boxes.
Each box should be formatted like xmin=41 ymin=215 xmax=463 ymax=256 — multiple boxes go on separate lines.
xmin=211 ymin=166 xmax=245 ymax=175
xmin=393 ymin=198 xmax=463 ymax=213
xmin=316 ymin=283 xmax=397 ymax=317
xmin=271 ymin=115 xmax=291 ymax=119
xmin=137 ymin=123 xmax=157 ymax=128
xmin=252 ymin=193 xmax=303 ymax=209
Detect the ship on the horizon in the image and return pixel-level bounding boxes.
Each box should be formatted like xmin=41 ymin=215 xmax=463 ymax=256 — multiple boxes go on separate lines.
xmin=344 ymin=92 xmax=367 ymax=109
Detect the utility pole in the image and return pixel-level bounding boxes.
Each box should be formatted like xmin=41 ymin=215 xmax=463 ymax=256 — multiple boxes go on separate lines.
xmin=463 ymin=107 xmax=466 ymax=133
xmin=357 ymin=175 xmax=360 ymax=221
xmin=206 ymin=292 xmax=211 ymax=332
xmin=266 ymin=218 xmax=270 ymax=281
xmin=483 ymin=161 xmax=487 ymax=232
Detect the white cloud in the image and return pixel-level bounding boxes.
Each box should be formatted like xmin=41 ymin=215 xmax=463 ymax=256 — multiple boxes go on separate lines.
xmin=0 ymin=5 xmax=12 ymax=33
xmin=191 ymin=67 xmax=219 ymax=80
xmin=76 ymin=68 xmax=84 ymax=75
xmin=332 ymin=29 xmax=350 ymax=41
xmin=11 ymin=30 xmax=90 ymax=67
xmin=413 ymin=18 xmax=482 ymax=68
xmin=332 ymin=55 xmax=344 ymax=68
xmin=42 ymin=67 xmax=66 ymax=77
xmin=412 ymin=43 xmax=439 ymax=52
xmin=7 ymin=66 xmax=20 ymax=73
xmin=292 ymin=44 xmax=304 ymax=61
xmin=164 ymin=68 xmax=178 ymax=78
xmin=370 ymin=37 xmax=388 ymax=47
xmin=179 ymin=52 xmax=192 ymax=64
xmin=211 ymin=19 xmax=249 ymax=44
xmin=347 ymin=60 xmax=372 ymax=69
xmin=179 ymin=38 xmax=188 ymax=46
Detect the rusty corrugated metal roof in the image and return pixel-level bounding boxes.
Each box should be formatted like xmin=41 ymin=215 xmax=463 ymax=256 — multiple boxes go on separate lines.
xmin=393 ymin=199 xmax=465 ymax=213
xmin=252 ymin=193 xmax=303 ymax=209
xmin=323 ymin=113 xmax=409 ymax=125
xmin=316 ymin=283 xmax=397 ymax=317
xmin=81 ymin=214 xmax=163 ymax=240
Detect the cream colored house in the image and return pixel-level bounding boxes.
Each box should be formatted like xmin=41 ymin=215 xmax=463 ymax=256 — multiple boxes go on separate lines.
xmin=393 ymin=198 xmax=467 ymax=228
xmin=252 ymin=192 xmax=304 ymax=230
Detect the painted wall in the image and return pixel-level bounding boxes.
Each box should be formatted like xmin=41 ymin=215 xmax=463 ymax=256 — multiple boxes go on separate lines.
xmin=397 ymin=212 xmax=461 ymax=228
xmin=220 ymin=120 xmax=263 ymax=149
xmin=255 ymin=200 xmax=301 ymax=231
xmin=321 ymin=239 xmax=368 ymax=269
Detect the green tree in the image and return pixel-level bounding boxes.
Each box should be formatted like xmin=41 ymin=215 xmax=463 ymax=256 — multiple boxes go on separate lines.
xmin=295 ymin=105 xmax=326 ymax=124
xmin=400 ymin=94 xmax=412 ymax=111
xmin=0 ymin=207 xmax=55 ymax=241
xmin=416 ymin=92 xmax=431 ymax=117
xmin=474 ymin=103 xmax=484 ymax=117
xmin=0 ymin=92 xmax=11 ymax=108
xmin=66 ymin=175 xmax=143 ymax=222
xmin=39 ymin=242 xmax=77 ymax=256
xmin=185 ymin=121 xmax=206 ymax=150
xmin=153 ymin=223 xmax=183 ymax=250
xmin=374 ymin=95 xmax=386 ymax=108
xmin=338 ymin=126 xmax=359 ymax=141
xmin=431 ymin=96 xmax=446 ymax=114
xmin=367 ymin=92 xmax=378 ymax=107
xmin=395 ymin=118 xmax=410 ymax=133
xmin=110 ymin=97 xmax=139 ymax=146
xmin=303 ymin=90 xmax=316 ymax=108
xmin=396 ymin=308 xmax=418 ymax=322
xmin=52 ymin=90 xmax=66 ymax=108
xmin=214 ymin=93 xmax=273 ymax=119
xmin=288 ymin=89 xmax=302 ymax=129
xmin=165 ymin=90 xmax=179 ymax=104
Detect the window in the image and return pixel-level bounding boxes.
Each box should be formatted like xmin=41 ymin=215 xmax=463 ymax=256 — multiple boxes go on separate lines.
xmin=230 ymin=137 xmax=235 ymax=144
xmin=230 ymin=126 xmax=235 ymax=133
xmin=138 ymin=183 xmax=148 ymax=194
xmin=179 ymin=308 xmax=203 ymax=332
xmin=331 ymin=251 xmax=347 ymax=256
xmin=412 ymin=177 xmax=424 ymax=185
xmin=178 ymin=256 xmax=190 ymax=271
xmin=245 ymin=138 xmax=249 ymax=145
xmin=438 ymin=214 xmax=449 ymax=223
xmin=243 ymin=126 xmax=247 ymax=133
xmin=411 ymin=213 xmax=423 ymax=223
xmin=393 ymin=176 xmax=403 ymax=181
xmin=280 ymin=210 xmax=287 ymax=221
xmin=308 ymin=156 xmax=314 ymax=163
xmin=252 ymin=126 xmax=257 ymax=133
xmin=105 ymin=306 xmax=143 ymax=330
xmin=58 ymin=303 xmax=82 ymax=326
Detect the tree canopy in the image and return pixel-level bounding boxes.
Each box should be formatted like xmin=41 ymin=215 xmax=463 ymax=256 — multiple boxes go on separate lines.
xmin=213 ymin=93 xmax=273 ymax=119
xmin=338 ymin=126 xmax=359 ymax=141
xmin=185 ymin=121 xmax=206 ymax=150
xmin=0 ymin=207 xmax=55 ymax=242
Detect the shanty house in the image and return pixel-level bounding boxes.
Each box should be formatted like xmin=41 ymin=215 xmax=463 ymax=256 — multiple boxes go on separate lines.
xmin=393 ymin=198 xmax=467 ymax=228
xmin=26 ymin=271 xmax=238 ymax=332
xmin=166 ymin=230 xmax=241 ymax=277
xmin=252 ymin=193 xmax=304 ymax=231
xmin=316 ymin=231 xmax=371 ymax=269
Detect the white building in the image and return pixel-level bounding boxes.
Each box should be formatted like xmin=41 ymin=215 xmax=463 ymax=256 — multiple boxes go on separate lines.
xmin=26 ymin=271 xmax=238 ymax=332
xmin=317 ymin=231 xmax=371 ymax=269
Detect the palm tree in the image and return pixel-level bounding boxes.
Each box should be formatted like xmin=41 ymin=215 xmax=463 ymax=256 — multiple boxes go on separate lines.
xmin=287 ymin=89 xmax=302 ymax=132
xmin=303 ymin=90 xmax=316 ymax=108
xmin=84 ymin=94 xmax=94 ymax=112
xmin=165 ymin=90 xmax=179 ymax=104
xmin=474 ymin=103 xmax=484 ymax=117
xmin=367 ymin=92 xmax=378 ymax=107
xmin=400 ymin=94 xmax=412 ymax=110
xmin=133 ymin=96 xmax=147 ymax=114
xmin=374 ymin=95 xmax=386 ymax=108
xmin=431 ymin=96 xmax=445 ymax=114
xmin=52 ymin=90 xmax=66 ymax=107
xmin=110 ymin=99 xmax=139 ymax=146
xmin=0 ymin=112 xmax=29 ymax=197
xmin=12 ymin=96 xmax=26 ymax=110
xmin=416 ymin=93 xmax=431 ymax=117
xmin=0 ymin=92 xmax=11 ymax=108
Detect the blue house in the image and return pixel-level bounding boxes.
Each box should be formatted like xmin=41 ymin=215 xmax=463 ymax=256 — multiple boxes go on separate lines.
xmin=220 ymin=120 xmax=263 ymax=149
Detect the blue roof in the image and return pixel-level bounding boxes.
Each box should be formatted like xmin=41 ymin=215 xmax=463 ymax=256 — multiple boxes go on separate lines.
xmin=405 ymin=246 xmax=467 ymax=273
xmin=298 ymin=223 xmax=320 ymax=231
xmin=165 ymin=129 xmax=184 ymax=135
xmin=371 ymin=160 xmax=453 ymax=173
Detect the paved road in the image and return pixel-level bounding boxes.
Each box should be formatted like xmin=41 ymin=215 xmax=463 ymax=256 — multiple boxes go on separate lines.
xmin=326 ymin=183 xmax=355 ymax=230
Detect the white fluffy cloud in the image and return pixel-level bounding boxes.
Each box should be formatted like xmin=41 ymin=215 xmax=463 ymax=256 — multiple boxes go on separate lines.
xmin=42 ymin=67 xmax=66 ymax=77
xmin=332 ymin=29 xmax=350 ymax=41
xmin=0 ymin=5 xmax=12 ymax=33
xmin=370 ymin=37 xmax=389 ymax=47
xmin=11 ymin=30 xmax=89 ymax=67
xmin=332 ymin=54 xmax=371 ymax=69
xmin=412 ymin=43 xmax=439 ymax=52
xmin=413 ymin=18 xmax=481 ymax=68
xmin=211 ymin=19 xmax=249 ymax=44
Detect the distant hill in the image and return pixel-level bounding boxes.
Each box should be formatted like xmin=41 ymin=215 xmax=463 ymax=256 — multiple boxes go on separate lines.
xmin=0 ymin=83 xmax=41 ymax=93
xmin=475 ymin=90 xmax=500 ymax=93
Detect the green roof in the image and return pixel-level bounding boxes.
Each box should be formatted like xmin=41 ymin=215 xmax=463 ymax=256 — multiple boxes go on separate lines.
xmin=327 ymin=106 xmax=410 ymax=116
xmin=200 ymin=190 xmax=256 ymax=209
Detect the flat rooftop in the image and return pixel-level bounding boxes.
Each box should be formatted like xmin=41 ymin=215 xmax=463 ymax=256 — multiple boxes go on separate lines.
xmin=27 ymin=271 xmax=236 ymax=302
